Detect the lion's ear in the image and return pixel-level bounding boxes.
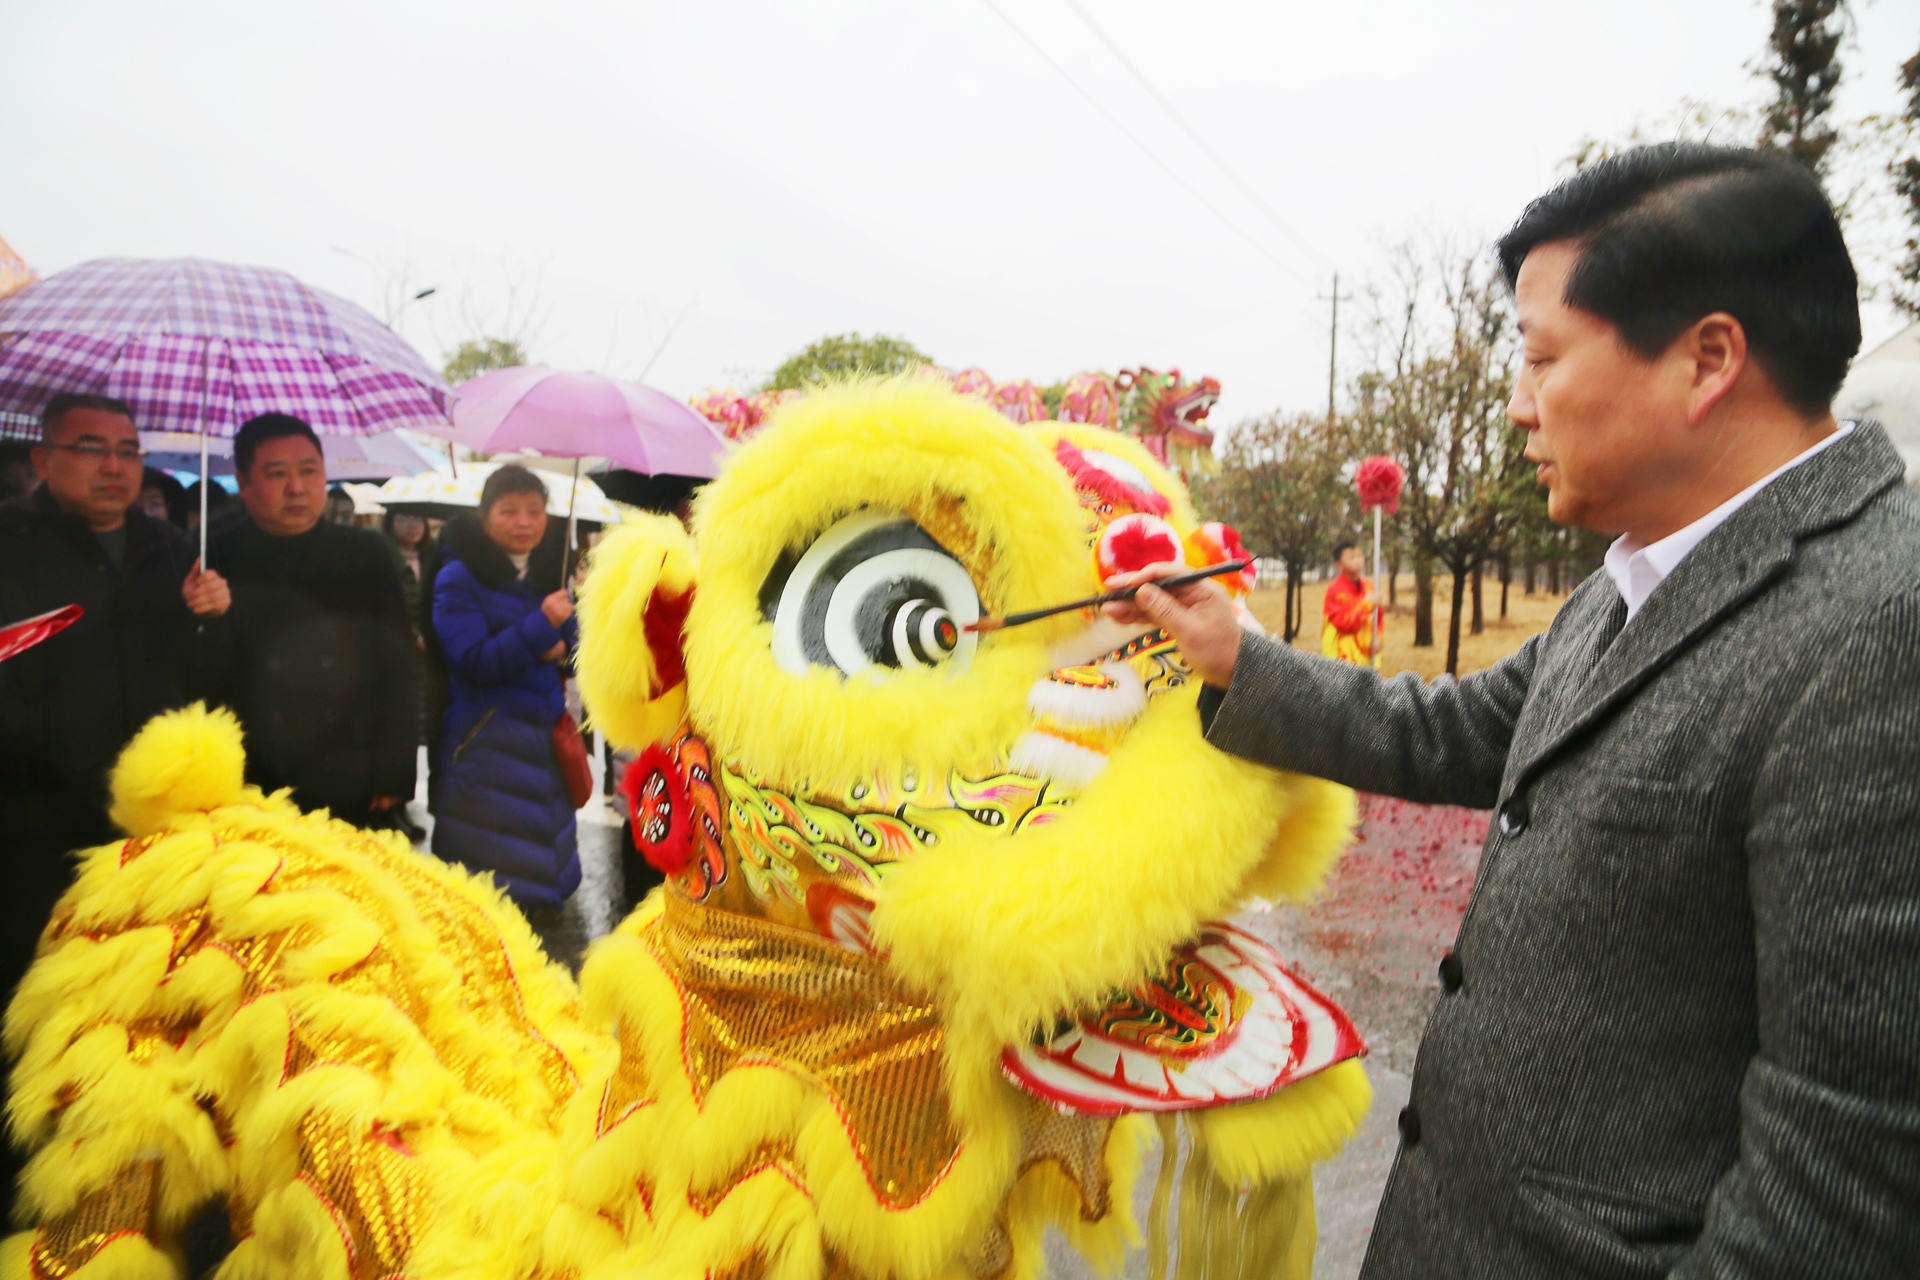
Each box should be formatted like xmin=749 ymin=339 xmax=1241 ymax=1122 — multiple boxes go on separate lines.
xmin=577 ymin=513 xmax=699 ymax=751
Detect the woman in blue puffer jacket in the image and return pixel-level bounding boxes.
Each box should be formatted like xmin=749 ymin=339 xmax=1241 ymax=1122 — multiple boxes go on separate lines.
xmin=429 ymin=465 xmax=581 ymax=909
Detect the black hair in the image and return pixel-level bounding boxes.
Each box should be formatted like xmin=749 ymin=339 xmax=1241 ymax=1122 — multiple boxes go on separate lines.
xmin=184 ymin=480 xmax=232 ymax=514
xmin=382 ymin=507 xmax=429 ymax=537
xmin=1495 ymin=142 xmax=1859 ymax=415
xmin=479 ymin=463 xmax=548 ymax=515
xmin=1333 ymin=540 xmax=1358 ymax=559
xmin=140 ymin=467 xmax=191 ymax=529
xmin=234 ymin=412 xmax=323 ymax=476
xmin=41 ymin=392 xmax=134 ymax=442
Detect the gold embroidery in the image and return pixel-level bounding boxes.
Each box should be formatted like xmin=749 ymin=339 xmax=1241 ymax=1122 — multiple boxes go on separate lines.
xmin=597 ymin=1029 xmax=654 ymax=1136
xmin=645 ymin=896 xmax=961 ymax=1209
xmin=296 ymin=1113 xmax=426 ymax=1280
xmin=29 ymin=1158 xmax=157 ymax=1280
xmin=966 ymin=1101 xmax=1115 ymax=1279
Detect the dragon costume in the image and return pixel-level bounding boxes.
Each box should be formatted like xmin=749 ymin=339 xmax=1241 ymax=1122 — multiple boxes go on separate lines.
xmin=695 ymin=366 xmax=1220 ymax=479
xmin=5 ymin=379 xmax=1366 ymax=1280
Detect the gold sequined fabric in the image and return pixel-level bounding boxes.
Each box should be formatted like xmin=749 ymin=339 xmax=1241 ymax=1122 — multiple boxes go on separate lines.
xmin=596 ymin=1036 xmax=654 ymax=1136
xmin=29 ymin=1159 xmax=157 ymax=1280
xmin=296 ymin=1113 xmax=428 ymax=1280
xmin=645 ymin=894 xmax=961 ymax=1208
xmin=966 ymin=1100 xmax=1116 ymax=1279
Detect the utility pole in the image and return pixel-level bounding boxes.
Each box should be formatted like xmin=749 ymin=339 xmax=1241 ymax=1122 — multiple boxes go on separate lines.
xmin=1318 ymin=271 xmax=1351 ymax=428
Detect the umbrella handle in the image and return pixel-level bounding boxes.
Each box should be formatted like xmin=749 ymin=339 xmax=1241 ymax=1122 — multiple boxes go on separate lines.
xmin=199 ymin=430 xmax=210 ymax=566
xmin=564 ymin=457 xmax=581 ymax=593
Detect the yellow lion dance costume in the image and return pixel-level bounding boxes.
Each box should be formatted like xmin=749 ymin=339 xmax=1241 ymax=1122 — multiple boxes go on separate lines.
xmin=4 ymin=379 xmax=1368 ymax=1280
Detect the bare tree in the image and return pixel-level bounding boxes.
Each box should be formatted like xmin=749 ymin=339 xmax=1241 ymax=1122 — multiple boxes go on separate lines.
xmin=1894 ymin=47 xmax=1920 ymax=318
xmin=1351 ymin=243 xmax=1532 ymax=675
xmin=1194 ymin=412 xmax=1352 ymax=644
xmin=1756 ymin=0 xmax=1849 ymax=179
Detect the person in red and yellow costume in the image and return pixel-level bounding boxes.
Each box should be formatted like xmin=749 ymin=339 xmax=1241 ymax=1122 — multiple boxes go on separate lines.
xmin=1321 ymin=540 xmax=1375 ymax=666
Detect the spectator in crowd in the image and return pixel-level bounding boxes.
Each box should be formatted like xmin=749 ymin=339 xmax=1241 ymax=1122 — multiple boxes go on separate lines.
xmin=381 ymin=509 xmax=433 ymax=636
xmin=0 ymin=441 xmax=36 ymax=503
xmin=138 ymin=467 xmax=190 ymax=530
xmin=184 ymin=478 xmax=231 ymax=538
xmin=1321 ymin=539 xmax=1376 ymax=667
xmin=324 ymin=484 xmax=356 ymax=526
xmin=429 ymin=465 xmax=582 ymax=918
xmin=0 ymin=393 xmax=229 ymax=1209
xmin=207 ymin=413 xmax=419 ymax=830
xmin=380 ymin=509 xmax=436 ymax=843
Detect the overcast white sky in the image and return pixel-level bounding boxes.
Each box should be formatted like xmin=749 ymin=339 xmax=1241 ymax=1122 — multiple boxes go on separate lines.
xmin=3 ymin=0 xmax=1915 ymax=428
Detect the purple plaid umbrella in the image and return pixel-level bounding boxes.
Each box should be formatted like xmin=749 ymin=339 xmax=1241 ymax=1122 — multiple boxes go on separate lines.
xmin=0 ymin=257 xmax=451 ymax=557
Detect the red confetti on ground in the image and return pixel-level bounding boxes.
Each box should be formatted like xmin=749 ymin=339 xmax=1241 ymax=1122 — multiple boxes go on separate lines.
xmin=1301 ymin=795 xmax=1488 ymax=978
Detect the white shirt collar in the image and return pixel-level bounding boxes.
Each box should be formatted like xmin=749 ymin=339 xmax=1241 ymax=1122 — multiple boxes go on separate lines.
xmin=1604 ymin=421 xmax=1854 ymax=625
xmin=507 ymin=551 xmax=531 ymax=579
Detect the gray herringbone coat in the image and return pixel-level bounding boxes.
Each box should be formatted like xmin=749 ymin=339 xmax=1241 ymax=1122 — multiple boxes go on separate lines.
xmin=1202 ymin=422 xmax=1920 ymax=1278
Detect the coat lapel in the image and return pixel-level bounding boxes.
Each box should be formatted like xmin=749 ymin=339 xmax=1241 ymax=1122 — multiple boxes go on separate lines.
xmin=1508 ymin=421 xmax=1906 ymax=788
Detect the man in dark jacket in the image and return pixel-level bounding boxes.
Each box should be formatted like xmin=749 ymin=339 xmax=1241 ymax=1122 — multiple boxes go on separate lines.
xmin=1108 ymin=145 xmax=1920 ymax=1277
xmin=0 ymin=393 xmax=230 ymax=1214
xmin=207 ymin=413 xmax=418 ymax=827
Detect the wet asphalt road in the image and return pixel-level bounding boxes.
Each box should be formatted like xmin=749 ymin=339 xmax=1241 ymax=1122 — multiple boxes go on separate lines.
xmin=408 ymin=752 xmax=1487 ymax=1280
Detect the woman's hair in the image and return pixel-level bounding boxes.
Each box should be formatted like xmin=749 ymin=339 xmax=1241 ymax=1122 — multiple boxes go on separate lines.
xmin=479 ymin=464 xmax=548 ymax=515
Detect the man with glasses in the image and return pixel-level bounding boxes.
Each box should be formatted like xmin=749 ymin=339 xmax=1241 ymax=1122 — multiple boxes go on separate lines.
xmin=0 ymin=392 xmax=230 ymax=1204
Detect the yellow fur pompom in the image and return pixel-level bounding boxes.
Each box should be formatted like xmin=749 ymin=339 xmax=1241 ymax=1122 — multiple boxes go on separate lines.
xmin=107 ymin=703 xmax=247 ymax=836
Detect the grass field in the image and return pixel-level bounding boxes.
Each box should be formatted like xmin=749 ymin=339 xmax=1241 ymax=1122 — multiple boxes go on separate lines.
xmin=1246 ymin=573 xmax=1572 ymax=681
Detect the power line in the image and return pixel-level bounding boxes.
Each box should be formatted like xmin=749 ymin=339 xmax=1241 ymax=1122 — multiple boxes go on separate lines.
xmin=974 ymin=0 xmax=1310 ymax=285
xmin=1061 ymin=0 xmax=1330 ymax=269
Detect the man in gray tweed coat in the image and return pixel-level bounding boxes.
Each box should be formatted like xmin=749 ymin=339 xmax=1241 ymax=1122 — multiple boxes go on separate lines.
xmin=1108 ymin=143 xmax=1919 ymax=1277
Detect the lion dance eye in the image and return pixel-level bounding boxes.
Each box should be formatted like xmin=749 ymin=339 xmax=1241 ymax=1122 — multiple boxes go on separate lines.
xmin=762 ymin=510 xmax=980 ymax=678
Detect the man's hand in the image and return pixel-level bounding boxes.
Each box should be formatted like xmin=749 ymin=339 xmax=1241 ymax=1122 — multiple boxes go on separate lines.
xmin=542 ymin=640 xmax=567 ymax=662
xmin=370 ymin=795 xmax=405 ymax=812
xmin=182 ymin=561 xmax=230 ymax=616
xmin=541 ymin=590 xmax=574 ymax=627
xmin=1100 ymin=562 xmax=1244 ymax=689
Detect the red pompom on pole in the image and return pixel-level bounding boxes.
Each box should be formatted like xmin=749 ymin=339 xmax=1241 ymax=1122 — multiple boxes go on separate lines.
xmin=1355 ymin=455 xmax=1406 ymax=514
xmin=1353 ymin=456 xmax=1404 ymax=671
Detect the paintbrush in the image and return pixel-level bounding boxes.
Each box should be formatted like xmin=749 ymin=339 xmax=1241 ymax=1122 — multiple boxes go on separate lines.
xmin=964 ymin=560 xmax=1252 ymax=633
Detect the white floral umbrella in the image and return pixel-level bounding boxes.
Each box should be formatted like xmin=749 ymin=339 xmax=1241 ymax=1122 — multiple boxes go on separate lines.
xmin=375 ymin=462 xmax=622 ymax=524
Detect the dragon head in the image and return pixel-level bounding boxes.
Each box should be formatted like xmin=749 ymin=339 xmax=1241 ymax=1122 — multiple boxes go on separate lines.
xmin=1121 ymin=366 xmax=1219 ymax=444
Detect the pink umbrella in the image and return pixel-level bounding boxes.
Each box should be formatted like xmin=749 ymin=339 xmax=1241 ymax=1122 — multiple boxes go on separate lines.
xmin=431 ymin=367 xmax=728 ymax=477
xmin=421 ymin=367 xmax=731 ymax=583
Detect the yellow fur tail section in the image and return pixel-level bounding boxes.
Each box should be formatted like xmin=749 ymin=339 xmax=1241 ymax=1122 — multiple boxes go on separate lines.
xmin=7 ymin=706 xmax=608 ymax=1280
xmin=107 ymin=701 xmax=247 ymax=836
xmin=1194 ymin=1060 xmax=1373 ymax=1186
xmin=576 ymin=511 xmax=699 ymax=751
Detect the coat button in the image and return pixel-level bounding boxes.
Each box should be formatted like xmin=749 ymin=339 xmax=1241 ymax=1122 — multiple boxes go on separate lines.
xmin=1498 ymin=803 xmax=1528 ymax=838
xmin=1398 ymin=1105 xmax=1422 ymax=1145
xmin=1438 ymin=952 xmax=1463 ymax=994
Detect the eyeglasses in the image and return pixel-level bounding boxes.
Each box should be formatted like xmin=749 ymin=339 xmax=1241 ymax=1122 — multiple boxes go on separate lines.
xmin=49 ymin=443 xmax=145 ymax=463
